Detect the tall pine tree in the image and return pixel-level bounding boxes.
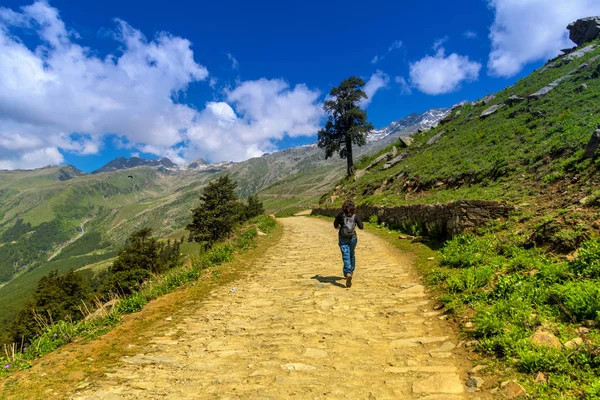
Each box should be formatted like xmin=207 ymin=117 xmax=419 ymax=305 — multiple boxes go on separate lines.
xmin=187 ymin=175 xmax=242 ymax=247
xmin=318 ymin=76 xmax=374 ymax=177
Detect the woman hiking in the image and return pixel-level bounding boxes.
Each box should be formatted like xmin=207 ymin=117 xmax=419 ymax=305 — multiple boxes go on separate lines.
xmin=333 ymin=200 xmax=364 ymax=288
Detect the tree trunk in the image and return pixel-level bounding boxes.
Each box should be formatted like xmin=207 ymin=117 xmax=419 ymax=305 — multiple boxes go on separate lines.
xmin=346 ymin=134 xmax=354 ymax=177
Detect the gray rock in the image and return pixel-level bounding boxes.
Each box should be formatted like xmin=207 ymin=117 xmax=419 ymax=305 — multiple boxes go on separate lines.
xmin=568 ymin=17 xmax=600 ymax=46
xmin=472 ymin=94 xmax=495 ymax=106
xmin=427 ymin=131 xmax=446 ymax=146
xmin=530 ymin=61 xmax=593 ymax=99
xmin=366 ymin=152 xmax=391 ymax=170
xmin=564 ymin=44 xmax=597 ymax=63
xmin=575 ymin=83 xmax=588 ymax=93
xmin=585 ymin=126 xmax=600 ymax=158
xmin=382 ymin=153 xmax=408 ymax=170
xmin=480 ymin=104 xmax=504 ymax=119
xmin=505 ymin=96 xmax=524 ymax=106
xmin=398 ymin=136 xmax=414 ymax=148
xmin=391 ymin=146 xmax=398 ymax=157
xmin=466 ymin=376 xmax=485 ymax=388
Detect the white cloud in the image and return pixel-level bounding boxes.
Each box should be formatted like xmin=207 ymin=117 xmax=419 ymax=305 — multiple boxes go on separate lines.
xmin=227 ymin=52 xmax=239 ymax=69
xmin=186 ymin=79 xmax=323 ymax=162
xmin=371 ymin=55 xmax=380 ymax=64
xmin=395 ymin=76 xmax=412 ymax=95
xmin=433 ymin=36 xmax=449 ymax=51
xmin=388 ymin=40 xmax=403 ymax=52
xmin=464 ymin=30 xmax=477 ymax=39
xmin=488 ymin=0 xmax=600 ymax=77
xmin=359 ymin=71 xmax=389 ymax=108
xmin=0 ymin=2 xmax=324 ymax=169
xmin=409 ymin=47 xmax=481 ymax=95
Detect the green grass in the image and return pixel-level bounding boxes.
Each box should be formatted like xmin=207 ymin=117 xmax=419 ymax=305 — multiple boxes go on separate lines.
xmin=0 ymin=214 xmax=279 ymax=377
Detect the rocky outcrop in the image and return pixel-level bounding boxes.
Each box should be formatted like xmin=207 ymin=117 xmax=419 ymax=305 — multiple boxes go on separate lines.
xmin=564 ymin=44 xmax=597 ymax=63
xmin=382 ymin=153 xmax=408 ymax=170
xmin=529 ymin=61 xmax=594 ymax=99
xmin=471 ymin=94 xmax=495 ymax=106
xmin=427 ymin=131 xmax=446 ymax=146
xmin=584 ymin=125 xmax=600 ymax=158
xmin=312 ymin=200 xmax=513 ymax=237
xmin=480 ymin=104 xmax=504 ymax=119
xmin=568 ymin=17 xmax=600 ymax=46
xmin=505 ymin=96 xmax=524 ymax=106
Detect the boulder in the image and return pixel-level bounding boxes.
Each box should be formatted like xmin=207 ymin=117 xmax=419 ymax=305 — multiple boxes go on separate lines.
xmin=427 ymin=131 xmax=446 ymax=146
xmin=568 ymin=17 xmax=600 ymax=46
xmin=472 ymin=94 xmax=495 ymax=106
xmin=505 ymin=95 xmax=524 ymax=106
xmin=530 ymin=329 xmax=562 ymax=349
xmin=391 ymin=146 xmax=398 ymax=157
xmin=382 ymin=153 xmax=408 ymax=170
xmin=439 ymin=114 xmax=453 ymax=125
xmin=584 ymin=126 xmax=600 ymax=158
xmin=564 ymin=44 xmax=597 ymax=63
xmin=480 ymin=104 xmax=504 ymax=119
xmin=398 ymin=136 xmax=414 ymax=148
xmin=366 ymin=152 xmax=391 ymax=170
xmin=354 ymin=170 xmax=367 ymax=180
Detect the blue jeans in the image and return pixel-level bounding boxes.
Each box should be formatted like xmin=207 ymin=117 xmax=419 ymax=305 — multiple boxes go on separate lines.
xmin=339 ymin=236 xmax=358 ymax=276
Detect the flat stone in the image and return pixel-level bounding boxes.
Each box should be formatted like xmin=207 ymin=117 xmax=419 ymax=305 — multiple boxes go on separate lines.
xmin=302 ymin=348 xmax=328 ymax=358
xmin=468 ymin=365 xmax=486 ymax=375
xmin=480 ymin=104 xmax=504 ymax=119
xmin=534 ymin=372 xmax=547 ymax=383
xmin=412 ymin=373 xmax=464 ymax=394
xmin=466 ymin=376 xmax=484 ymax=388
xmin=385 ymin=365 xmax=457 ymax=373
xmin=564 ymin=337 xmax=584 ymax=349
xmin=280 ymin=363 xmax=317 ymax=371
xmin=431 ymin=342 xmax=456 ymax=352
xmin=502 ymin=380 xmax=527 ymax=398
xmin=530 ymin=329 xmax=562 ymax=349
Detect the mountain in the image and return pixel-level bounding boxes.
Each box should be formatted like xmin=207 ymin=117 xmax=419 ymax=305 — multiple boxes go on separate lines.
xmin=91 ymin=156 xmax=177 ymax=174
xmin=367 ymin=107 xmax=451 ymax=143
xmin=0 ymin=104 xmax=451 ymax=330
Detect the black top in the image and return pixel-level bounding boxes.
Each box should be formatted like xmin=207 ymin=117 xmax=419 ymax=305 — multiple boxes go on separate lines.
xmin=333 ymin=213 xmax=364 ymax=237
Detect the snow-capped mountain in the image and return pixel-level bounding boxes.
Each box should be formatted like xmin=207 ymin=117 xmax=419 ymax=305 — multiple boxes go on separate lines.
xmin=367 ymin=107 xmax=451 ymax=143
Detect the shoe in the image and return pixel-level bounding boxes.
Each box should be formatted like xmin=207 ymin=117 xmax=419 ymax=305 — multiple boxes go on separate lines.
xmin=345 ymin=273 xmax=353 ymax=288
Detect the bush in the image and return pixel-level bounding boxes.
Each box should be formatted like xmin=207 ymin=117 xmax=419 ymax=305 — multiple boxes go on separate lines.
xmin=570 ymin=239 xmax=600 ymax=278
xmin=203 ymin=243 xmax=234 ymax=266
xmin=516 ymin=346 xmax=569 ymax=373
xmin=441 ymin=234 xmax=496 ymax=268
xmin=551 ymin=280 xmax=600 ymax=322
xmin=447 ymin=266 xmax=494 ymax=293
xmin=187 ymin=175 xmax=244 ymax=247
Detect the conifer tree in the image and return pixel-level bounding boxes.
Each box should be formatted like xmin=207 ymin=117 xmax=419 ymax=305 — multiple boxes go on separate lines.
xmin=318 ymin=76 xmax=374 ymax=177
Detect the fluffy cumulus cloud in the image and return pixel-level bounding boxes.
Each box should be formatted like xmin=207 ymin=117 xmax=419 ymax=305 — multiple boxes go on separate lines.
xmin=0 ymin=1 xmax=324 ymax=169
xmin=359 ymin=71 xmax=389 ymax=108
xmin=409 ymin=47 xmax=481 ymax=95
xmin=187 ymin=79 xmax=323 ymax=162
xmin=488 ymin=0 xmax=600 ymax=77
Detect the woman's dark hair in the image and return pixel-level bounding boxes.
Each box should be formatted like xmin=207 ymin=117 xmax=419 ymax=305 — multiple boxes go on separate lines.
xmin=342 ymin=200 xmax=355 ymax=215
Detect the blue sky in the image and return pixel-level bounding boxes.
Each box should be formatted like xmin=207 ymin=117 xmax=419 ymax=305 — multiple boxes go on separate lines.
xmin=1 ymin=0 xmax=599 ymax=172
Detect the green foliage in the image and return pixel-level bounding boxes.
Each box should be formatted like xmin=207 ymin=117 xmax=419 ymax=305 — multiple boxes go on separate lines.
xmin=187 ymin=175 xmax=243 ymax=247
xmin=447 ymin=266 xmax=493 ymax=293
xmin=317 ymin=76 xmax=374 ymax=176
xmin=441 ymin=234 xmax=496 ymax=268
xmin=551 ymin=280 xmax=600 ymax=322
xmin=570 ymin=239 xmax=600 ymax=278
xmin=255 ymin=214 xmax=277 ymax=233
xmin=99 ymin=228 xmax=181 ymax=297
xmin=8 ymin=270 xmax=91 ymax=345
xmin=516 ymin=346 xmax=569 ymax=373
xmin=202 ymin=243 xmax=234 ymax=266
xmin=244 ymin=195 xmax=264 ymax=220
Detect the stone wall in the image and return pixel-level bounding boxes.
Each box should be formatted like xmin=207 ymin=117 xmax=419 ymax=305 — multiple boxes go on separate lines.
xmin=311 ymin=200 xmax=513 ymax=237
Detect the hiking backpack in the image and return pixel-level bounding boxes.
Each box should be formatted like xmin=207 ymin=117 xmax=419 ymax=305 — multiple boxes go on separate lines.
xmin=340 ymin=214 xmax=357 ymax=238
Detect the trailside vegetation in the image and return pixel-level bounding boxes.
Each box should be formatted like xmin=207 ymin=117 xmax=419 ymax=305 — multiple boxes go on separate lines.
xmin=318 ymin=76 xmax=374 ymax=177
xmin=186 ymin=175 xmax=264 ymax=247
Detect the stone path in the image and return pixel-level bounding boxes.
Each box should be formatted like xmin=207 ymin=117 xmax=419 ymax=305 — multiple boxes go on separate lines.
xmin=73 ymin=216 xmax=482 ymax=399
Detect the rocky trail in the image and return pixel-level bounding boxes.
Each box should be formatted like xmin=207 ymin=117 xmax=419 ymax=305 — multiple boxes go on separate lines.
xmin=73 ymin=216 xmax=487 ymax=399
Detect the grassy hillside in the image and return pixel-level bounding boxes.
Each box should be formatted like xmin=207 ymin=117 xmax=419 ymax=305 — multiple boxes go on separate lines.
xmin=326 ymin=40 xmax=600 ymax=210
xmin=318 ymin=41 xmax=600 ymax=398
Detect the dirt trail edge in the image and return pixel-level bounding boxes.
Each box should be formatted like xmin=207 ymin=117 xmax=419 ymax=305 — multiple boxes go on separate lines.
xmin=73 ymin=216 xmax=481 ymax=400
